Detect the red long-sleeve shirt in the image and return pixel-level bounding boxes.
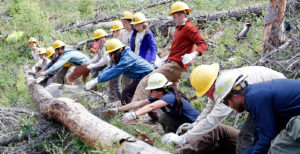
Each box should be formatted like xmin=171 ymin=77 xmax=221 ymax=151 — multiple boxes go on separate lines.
xmin=168 ymin=20 xmax=207 ymax=69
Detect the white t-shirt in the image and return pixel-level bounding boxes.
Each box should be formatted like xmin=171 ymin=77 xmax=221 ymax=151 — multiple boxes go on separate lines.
xmin=120 ymin=29 xmax=133 ymax=46
xmin=134 ymin=30 xmax=146 ymax=55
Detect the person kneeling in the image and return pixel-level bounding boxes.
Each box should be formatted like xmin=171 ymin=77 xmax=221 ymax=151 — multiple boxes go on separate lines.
xmin=101 ymin=73 xmax=199 ymax=133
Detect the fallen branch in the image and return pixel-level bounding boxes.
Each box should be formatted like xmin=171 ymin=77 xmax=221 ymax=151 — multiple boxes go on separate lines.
xmin=23 ymin=66 xmax=169 ymax=153
xmin=57 ymin=3 xmax=266 ymax=33
xmin=57 ymin=0 xmax=173 ymax=32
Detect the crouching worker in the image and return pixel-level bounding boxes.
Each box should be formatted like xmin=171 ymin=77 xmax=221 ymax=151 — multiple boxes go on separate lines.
xmin=101 ymin=73 xmax=199 ymax=133
xmin=37 ymin=40 xmax=91 ymax=85
xmin=85 ymin=38 xmax=154 ymax=105
xmin=215 ymin=73 xmax=300 ymax=153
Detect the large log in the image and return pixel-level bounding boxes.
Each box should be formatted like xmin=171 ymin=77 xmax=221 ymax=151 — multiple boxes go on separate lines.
xmin=23 ymin=66 xmax=169 ymax=153
xmin=262 ymin=0 xmax=287 ymax=52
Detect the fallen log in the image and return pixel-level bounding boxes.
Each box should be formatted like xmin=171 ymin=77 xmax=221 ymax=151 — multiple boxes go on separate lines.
xmin=23 ymin=66 xmax=169 ymax=153
xmin=58 ymin=3 xmax=266 ymax=33
xmin=58 ymin=0 xmax=173 ymax=32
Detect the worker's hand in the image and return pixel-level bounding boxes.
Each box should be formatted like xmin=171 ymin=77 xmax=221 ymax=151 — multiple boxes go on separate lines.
xmin=161 ymin=133 xmax=186 ymax=146
xmin=101 ymin=108 xmax=119 ymax=117
xmin=87 ymin=64 xmax=96 ymax=69
xmin=85 ymin=78 xmax=98 ymax=90
xmin=119 ymin=112 xmax=137 ymax=124
xmin=181 ymin=52 xmax=197 ymax=65
xmin=35 ymin=71 xmax=47 ymax=77
xmin=176 ymin=123 xmax=195 ymax=135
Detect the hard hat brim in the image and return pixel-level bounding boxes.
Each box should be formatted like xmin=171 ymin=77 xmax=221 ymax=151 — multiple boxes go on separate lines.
xmin=111 ymin=27 xmax=124 ymax=32
xmin=130 ymin=20 xmax=147 ymax=25
xmin=145 ymin=81 xmax=173 ymax=90
xmin=169 ymin=9 xmax=192 ymax=16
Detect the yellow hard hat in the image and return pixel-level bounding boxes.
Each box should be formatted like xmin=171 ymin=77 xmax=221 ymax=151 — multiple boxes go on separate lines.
xmin=28 ymin=37 xmax=38 ymax=44
xmin=93 ymin=29 xmax=108 ymax=40
xmin=169 ymin=1 xmax=192 ymax=16
xmin=52 ymin=40 xmax=65 ymax=49
xmin=131 ymin=12 xmax=147 ymax=25
xmin=111 ymin=20 xmax=124 ymax=32
xmin=120 ymin=11 xmax=133 ymax=20
xmin=106 ymin=38 xmax=125 ymax=53
xmin=46 ymin=47 xmax=55 ymax=58
xmin=190 ymin=63 xmax=220 ymax=97
xmin=37 ymin=48 xmax=46 ymax=55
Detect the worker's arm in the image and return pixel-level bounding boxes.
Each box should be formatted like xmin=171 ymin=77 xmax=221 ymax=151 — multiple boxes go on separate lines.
xmin=184 ymin=102 xmax=233 ymax=141
xmin=118 ymin=99 xmax=150 ymax=112
xmin=135 ymin=100 xmax=168 ymax=116
xmin=47 ymin=55 xmax=71 ymax=73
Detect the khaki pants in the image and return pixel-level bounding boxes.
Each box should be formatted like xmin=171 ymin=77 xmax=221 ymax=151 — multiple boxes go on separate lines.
xmin=174 ymin=125 xmax=239 ymax=154
xmin=268 ymin=115 xmax=300 ymax=154
xmin=131 ymin=60 xmax=185 ymax=102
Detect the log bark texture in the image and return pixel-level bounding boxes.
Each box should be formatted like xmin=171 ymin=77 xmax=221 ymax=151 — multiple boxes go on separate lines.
xmin=263 ymin=0 xmax=287 ymax=52
xmin=23 ymin=66 xmax=169 ymax=153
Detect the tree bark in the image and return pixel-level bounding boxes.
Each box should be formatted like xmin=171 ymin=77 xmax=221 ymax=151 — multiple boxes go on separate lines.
xmin=23 ymin=66 xmax=169 ymax=153
xmin=263 ymin=0 xmax=287 ymax=52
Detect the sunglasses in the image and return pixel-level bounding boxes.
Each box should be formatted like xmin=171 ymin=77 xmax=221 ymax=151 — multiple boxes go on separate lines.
xmin=55 ymin=47 xmax=63 ymax=52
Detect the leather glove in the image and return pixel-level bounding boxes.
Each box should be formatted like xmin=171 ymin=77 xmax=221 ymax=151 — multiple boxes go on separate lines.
xmin=161 ymin=133 xmax=186 ymax=146
xmin=176 ymin=122 xmax=195 ymax=135
xmin=119 ymin=112 xmax=137 ymax=124
xmin=181 ymin=52 xmax=197 ymax=65
xmin=101 ymin=108 xmax=119 ymax=117
xmin=85 ymin=78 xmax=98 ymax=90
xmin=87 ymin=64 xmax=96 ymax=69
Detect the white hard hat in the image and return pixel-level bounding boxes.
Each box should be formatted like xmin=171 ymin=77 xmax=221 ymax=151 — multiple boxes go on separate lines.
xmin=213 ymin=72 xmax=247 ymax=104
xmin=145 ymin=73 xmax=172 ymax=90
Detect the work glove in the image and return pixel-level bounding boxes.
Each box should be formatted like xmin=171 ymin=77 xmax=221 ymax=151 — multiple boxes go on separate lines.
xmin=85 ymin=78 xmax=98 ymax=90
xmin=35 ymin=71 xmax=48 ymax=77
xmin=119 ymin=112 xmax=137 ymax=124
xmin=101 ymin=108 xmax=119 ymax=117
xmin=161 ymin=133 xmax=186 ymax=146
xmin=176 ymin=122 xmax=195 ymax=135
xmin=181 ymin=52 xmax=197 ymax=65
xmin=87 ymin=63 xmax=96 ymax=69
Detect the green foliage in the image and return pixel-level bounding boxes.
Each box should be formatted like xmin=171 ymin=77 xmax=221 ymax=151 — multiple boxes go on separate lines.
xmin=19 ymin=113 xmax=38 ymax=139
xmin=77 ymin=0 xmax=94 ymax=18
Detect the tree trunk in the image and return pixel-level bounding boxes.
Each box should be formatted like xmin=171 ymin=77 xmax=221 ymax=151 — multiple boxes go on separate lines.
xmin=263 ymin=0 xmax=287 ymax=52
xmin=23 ymin=66 xmax=169 ymax=153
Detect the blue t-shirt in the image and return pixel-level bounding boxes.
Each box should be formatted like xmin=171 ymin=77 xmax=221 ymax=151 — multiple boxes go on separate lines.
xmin=148 ymin=91 xmax=199 ymax=123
